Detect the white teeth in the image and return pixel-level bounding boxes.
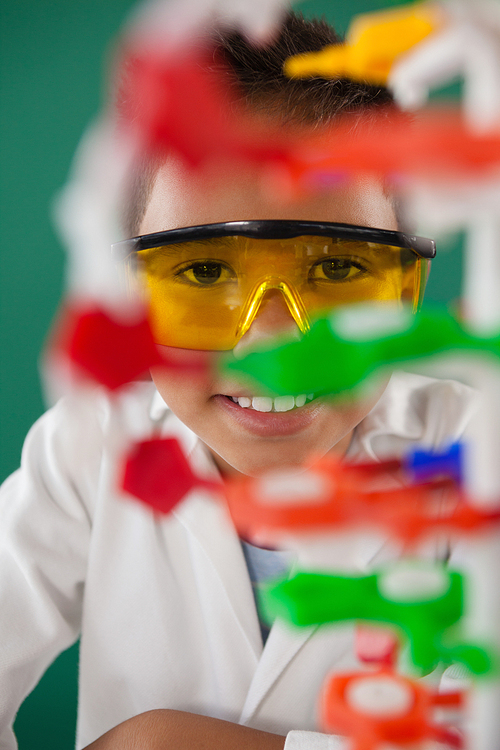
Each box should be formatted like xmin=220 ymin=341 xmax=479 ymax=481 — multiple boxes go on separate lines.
xmin=274 ymin=395 xmax=295 ymax=412
xmin=231 ymin=394 xmax=313 ymax=412
xmin=252 ymin=397 xmax=273 ymax=412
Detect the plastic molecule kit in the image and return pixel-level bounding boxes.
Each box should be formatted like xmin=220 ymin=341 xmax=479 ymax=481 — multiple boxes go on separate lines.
xmin=45 ymin=0 xmax=500 ymax=748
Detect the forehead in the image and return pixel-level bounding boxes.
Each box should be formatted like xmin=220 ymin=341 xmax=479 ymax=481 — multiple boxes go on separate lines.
xmin=138 ymin=158 xmax=398 ymax=235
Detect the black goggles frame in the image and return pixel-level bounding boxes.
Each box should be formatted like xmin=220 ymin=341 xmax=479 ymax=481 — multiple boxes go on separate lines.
xmin=113 ymin=220 xmax=436 ymax=259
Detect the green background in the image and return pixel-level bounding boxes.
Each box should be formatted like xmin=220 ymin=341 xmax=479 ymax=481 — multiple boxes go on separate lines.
xmin=0 ymin=1 xmax=461 ymax=747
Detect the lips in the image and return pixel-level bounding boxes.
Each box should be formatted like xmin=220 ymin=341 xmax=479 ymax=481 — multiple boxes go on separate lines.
xmin=212 ymin=392 xmax=324 ymax=438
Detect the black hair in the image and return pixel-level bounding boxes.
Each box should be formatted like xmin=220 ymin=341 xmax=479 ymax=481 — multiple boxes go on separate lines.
xmin=212 ymin=13 xmax=393 ymax=125
xmin=124 ymin=11 xmax=396 ymax=236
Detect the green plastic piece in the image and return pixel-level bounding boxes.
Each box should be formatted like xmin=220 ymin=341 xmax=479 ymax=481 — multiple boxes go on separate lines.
xmin=262 ymin=565 xmax=493 ymax=675
xmin=222 ymin=305 xmax=500 ymax=396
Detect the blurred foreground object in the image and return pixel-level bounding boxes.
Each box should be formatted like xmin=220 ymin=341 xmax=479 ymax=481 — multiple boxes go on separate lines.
xmin=321 ymin=667 xmax=463 ymax=749
xmin=40 ymin=0 xmax=500 ymax=747
xmin=222 ymin=304 xmax=500 ymax=397
xmin=263 ymin=561 xmax=493 ymax=675
xmin=284 ymin=2 xmax=443 ymax=85
xmin=284 ymin=0 xmax=500 ymax=132
xmin=121 ymin=436 xmax=220 ymax=513
xmin=224 ymin=448 xmax=500 ymax=547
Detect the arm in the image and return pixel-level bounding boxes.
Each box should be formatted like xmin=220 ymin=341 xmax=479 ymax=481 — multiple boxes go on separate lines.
xmin=83 ymin=710 xmax=286 ymax=750
xmin=83 ymin=711 xmax=349 ymax=750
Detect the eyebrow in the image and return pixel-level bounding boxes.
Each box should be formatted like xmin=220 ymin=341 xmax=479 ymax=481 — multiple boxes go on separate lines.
xmin=145 ymin=235 xmax=239 ymax=254
xmin=195 ymin=236 xmax=237 ymax=248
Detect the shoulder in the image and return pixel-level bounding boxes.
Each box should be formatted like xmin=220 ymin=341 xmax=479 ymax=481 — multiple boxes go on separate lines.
xmin=5 ymin=382 xmax=165 ymax=515
xmin=348 ymin=371 xmax=477 ymax=461
xmin=22 ymin=381 xmax=160 ymax=456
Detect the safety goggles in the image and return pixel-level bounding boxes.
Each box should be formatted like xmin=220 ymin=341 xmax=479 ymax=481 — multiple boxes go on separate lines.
xmin=114 ymin=220 xmax=436 ymax=351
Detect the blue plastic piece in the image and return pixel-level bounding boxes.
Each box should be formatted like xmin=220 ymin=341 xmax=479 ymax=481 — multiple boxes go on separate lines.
xmin=405 ymin=442 xmax=464 ymax=487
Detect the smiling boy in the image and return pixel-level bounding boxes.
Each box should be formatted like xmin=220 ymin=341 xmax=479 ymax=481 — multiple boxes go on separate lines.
xmin=0 ymin=12 xmax=475 ymax=750
xmin=144 ymin=161 xmax=399 ymax=478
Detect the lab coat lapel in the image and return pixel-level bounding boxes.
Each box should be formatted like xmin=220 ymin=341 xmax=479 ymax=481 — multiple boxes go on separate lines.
xmin=158 ymin=408 xmax=317 ymax=718
xmin=158 ymin=411 xmax=263 ymax=671
xmin=181 ymin=437 xmax=318 ymax=724
xmin=173 ymin=488 xmax=263 ymax=661
xmin=239 ymin=618 xmax=317 ymax=725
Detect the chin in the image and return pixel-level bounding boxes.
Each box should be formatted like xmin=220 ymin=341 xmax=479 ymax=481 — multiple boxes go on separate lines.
xmin=206 ymin=433 xmax=351 ymax=478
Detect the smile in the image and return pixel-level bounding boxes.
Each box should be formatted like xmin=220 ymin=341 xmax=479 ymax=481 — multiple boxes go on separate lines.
xmin=225 ymin=394 xmax=315 ymax=413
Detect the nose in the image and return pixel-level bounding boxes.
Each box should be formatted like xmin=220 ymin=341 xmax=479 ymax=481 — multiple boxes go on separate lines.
xmin=232 ymin=289 xmax=303 ymax=358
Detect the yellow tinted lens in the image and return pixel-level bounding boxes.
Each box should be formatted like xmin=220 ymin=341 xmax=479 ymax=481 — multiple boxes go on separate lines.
xmin=135 ymin=239 xmax=242 ymax=350
xmin=297 ymin=238 xmax=419 ymax=320
xmin=133 ymin=235 xmax=423 ymax=350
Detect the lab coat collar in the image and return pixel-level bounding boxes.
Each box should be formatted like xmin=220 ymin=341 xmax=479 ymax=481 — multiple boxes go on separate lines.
xmin=145 ymin=384 xmax=398 ymax=722
xmin=239 ymin=619 xmax=317 ymax=725
xmin=149 ymin=395 xmax=318 ymax=717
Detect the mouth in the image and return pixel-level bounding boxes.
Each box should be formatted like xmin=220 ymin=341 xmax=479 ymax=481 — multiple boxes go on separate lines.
xmin=212 ymin=391 xmax=322 ymax=438
xmin=223 ymin=394 xmax=315 ymax=413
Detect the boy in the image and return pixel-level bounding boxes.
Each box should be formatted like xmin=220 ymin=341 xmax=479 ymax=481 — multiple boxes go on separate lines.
xmin=0 ymin=12 xmax=474 ymax=750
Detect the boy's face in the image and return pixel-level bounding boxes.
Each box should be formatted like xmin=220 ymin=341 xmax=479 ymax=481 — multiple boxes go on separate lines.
xmin=142 ymin=160 xmax=398 ymax=476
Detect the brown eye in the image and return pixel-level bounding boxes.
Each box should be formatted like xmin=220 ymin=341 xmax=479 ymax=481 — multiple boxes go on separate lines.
xmin=190 ymin=262 xmax=222 ymax=284
xmin=176 ymin=261 xmax=232 ymax=286
xmin=322 ymin=260 xmax=351 ymax=280
xmin=176 ymin=260 xmax=236 ymax=287
xmin=311 ymin=258 xmax=365 ymax=282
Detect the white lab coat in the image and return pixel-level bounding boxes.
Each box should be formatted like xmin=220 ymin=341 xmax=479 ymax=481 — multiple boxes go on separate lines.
xmin=0 ymin=372 xmax=476 ymax=749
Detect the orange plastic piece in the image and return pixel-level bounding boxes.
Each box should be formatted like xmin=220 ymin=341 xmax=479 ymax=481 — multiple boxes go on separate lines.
xmin=223 ymin=454 xmax=500 ymax=546
xmin=284 ymin=2 xmax=442 ymax=85
xmin=285 ymin=108 xmax=500 ymax=190
xmin=321 ymin=667 xmax=463 ymax=749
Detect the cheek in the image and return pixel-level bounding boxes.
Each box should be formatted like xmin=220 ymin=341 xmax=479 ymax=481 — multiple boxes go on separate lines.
xmin=150 ymin=368 xmax=195 ymax=410
xmin=150 ymin=370 xmax=205 ymax=420
xmin=322 ymin=400 xmax=372 ymax=441
xmin=322 ymin=378 xmax=388 ymax=432
xmin=149 ymin=347 xmax=216 ymax=414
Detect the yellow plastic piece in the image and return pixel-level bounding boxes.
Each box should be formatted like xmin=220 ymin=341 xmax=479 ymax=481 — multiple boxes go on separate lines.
xmin=284 ymin=2 xmax=442 ymax=85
